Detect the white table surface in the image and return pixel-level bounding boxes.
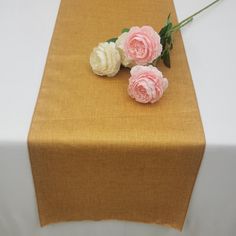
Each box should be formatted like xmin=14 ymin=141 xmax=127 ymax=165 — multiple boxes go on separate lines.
xmin=0 ymin=0 xmax=236 ymax=236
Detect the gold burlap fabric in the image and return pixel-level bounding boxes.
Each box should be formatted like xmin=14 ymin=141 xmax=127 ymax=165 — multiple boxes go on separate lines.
xmin=28 ymin=0 xmax=205 ymax=230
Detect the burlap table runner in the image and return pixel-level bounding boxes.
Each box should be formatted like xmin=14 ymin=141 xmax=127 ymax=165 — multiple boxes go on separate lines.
xmin=28 ymin=0 xmax=205 ymax=230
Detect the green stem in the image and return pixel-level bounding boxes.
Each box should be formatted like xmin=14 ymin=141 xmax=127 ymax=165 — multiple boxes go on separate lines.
xmin=172 ymin=0 xmax=221 ymax=31
xmin=170 ymin=17 xmax=193 ymax=33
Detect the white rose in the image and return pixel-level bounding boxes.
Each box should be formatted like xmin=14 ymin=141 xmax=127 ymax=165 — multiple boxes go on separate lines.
xmin=90 ymin=42 xmax=121 ymax=77
xmin=116 ymin=32 xmax=135 ymax=68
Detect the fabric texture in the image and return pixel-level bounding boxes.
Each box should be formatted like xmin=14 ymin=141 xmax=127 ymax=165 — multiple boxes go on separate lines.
xmin=28 ymin=0 xmax=205 ymax=230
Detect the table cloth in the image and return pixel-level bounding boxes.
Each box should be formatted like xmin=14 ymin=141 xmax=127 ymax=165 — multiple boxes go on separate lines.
xmin=0 ymin=0 xmax=236 ymax=236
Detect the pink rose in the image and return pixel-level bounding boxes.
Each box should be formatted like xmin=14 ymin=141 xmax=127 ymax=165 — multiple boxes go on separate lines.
xmin=128 ymin=65 xmax=168 ymax=104
xmin=124 ymin=26 xmax=162 ymax=65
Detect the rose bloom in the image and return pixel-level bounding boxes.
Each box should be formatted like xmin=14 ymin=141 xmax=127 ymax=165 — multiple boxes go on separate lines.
xmin=124 ymin=26 xmax=162 ymax=65
xmin=90 ymin=42 xmax=121 ymax=77
xmin=128 ymin=65 xmax=168 ymax=104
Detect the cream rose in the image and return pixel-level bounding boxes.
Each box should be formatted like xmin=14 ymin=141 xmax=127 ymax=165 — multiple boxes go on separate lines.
xmin=116 ymin=32 xmax=135 ymax=68
xmin=90 ymin=42 xmax=121 ymax=77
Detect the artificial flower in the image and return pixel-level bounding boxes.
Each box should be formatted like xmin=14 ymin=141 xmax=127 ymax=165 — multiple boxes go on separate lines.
xmin=89 ymin=0 xmax=220 ymax=104
xmin=128 ymin=65 xmax=168 ymax=104
xmin=124 ymin=26 xmax=162 ymax=65
xmin=90 ymin=42 xmax=121 ymax=77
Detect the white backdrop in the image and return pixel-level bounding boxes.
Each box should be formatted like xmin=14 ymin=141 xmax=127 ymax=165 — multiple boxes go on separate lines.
xmin=0 ymin=0 xmax=236 ymax=236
